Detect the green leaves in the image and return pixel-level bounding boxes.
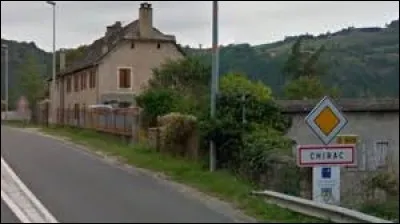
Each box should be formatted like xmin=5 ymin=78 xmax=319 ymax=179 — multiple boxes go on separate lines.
xmin=17 ymin=53 xmax=46 ymax=106
xmin=282 ymin=38 xmax=341 ymax=100
xmin=149 ymin=56 xmax=211 ymax=95
xmin=136 ymin=88 xmax=180 ymax=126
xmin=220 ymin=73 xmax=272 ymax=101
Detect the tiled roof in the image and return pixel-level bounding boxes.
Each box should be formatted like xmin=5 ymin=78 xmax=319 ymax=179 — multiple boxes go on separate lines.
xmin=57 ymin=20 xmax=185 ymax=77
xmin=276 ymin=98 xmax=399 ymax=113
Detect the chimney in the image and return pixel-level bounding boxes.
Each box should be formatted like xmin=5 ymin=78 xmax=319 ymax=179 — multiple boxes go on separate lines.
xmin=106 ymin=21 xmax=122 ymax=36
xmin=139 ymin=2 xmax=153 ymax=38
xmin=59 ymin=49 xmax=66 ymax=71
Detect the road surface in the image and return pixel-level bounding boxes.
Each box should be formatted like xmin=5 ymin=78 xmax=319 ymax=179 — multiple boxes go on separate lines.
xmin=1 ymin=200 xmax=20 ymax=223
xmin=1 ymin=126 xmax=249 ymax=223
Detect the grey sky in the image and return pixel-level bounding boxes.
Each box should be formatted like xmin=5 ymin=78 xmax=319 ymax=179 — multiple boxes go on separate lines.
xmin=1 ymin=1 xmax=399 ymax=52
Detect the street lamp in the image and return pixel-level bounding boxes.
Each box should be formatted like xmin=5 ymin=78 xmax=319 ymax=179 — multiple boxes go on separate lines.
xmin=46 ymin=1 xmax=56 ymax=123
xmin=209 ymin=1 xmax=219 ymax=172
xmin=2 ymin=44 xmax=9 ymax=116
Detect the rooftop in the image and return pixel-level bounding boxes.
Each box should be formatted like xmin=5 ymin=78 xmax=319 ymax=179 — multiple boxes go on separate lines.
xmin=276 ymin=98 xmax=399 ymax=113
xmin=56 ymin=3 xmax=185 ymax=78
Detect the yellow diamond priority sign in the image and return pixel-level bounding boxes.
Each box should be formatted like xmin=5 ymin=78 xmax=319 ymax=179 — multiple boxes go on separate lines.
xmin=305 ymin=96 xmax=347 ymax=145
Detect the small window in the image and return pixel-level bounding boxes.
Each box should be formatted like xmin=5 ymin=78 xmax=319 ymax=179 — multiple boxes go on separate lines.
xmin=89 ymin=70 xmax=96 ymax=88
xmin=375 ymin=140 xmax=389 ymax=169
xmin=74 ymin=103 xmax=80 ymax=120
xmin=131 ymin=41 xmax=135 ymax=49
xmin=118 ymin=68 xmax=131 ymax=89
xmin=157 ymin=42 xmax=161 ymax=49
xmin=66 ymin=77 xmax=72 ymax=93
xmin=74 ymin=75 xmax=79 ymax=92
xmin=80 ymin=72 xmax=87 ymax=90
xmin=119 ymin=102 xmax=131 ymax=108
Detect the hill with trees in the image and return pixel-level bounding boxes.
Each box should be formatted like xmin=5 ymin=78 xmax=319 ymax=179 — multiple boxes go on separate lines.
xmin=1 ymin=19 xmax=398 ymax=106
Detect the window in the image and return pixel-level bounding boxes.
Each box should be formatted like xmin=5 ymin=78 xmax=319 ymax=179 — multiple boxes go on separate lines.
xmin=374 ymin=140 xmax=389 ymax=169
xmin=74 ymin=75 xmax=79 ymax=92
xmin=157 ymin=42 xmax=161 ymax=49
xmin=89 ymin=70 xmax=96 ymax=88
xmin=119 ymin=102 xmax=131 ymax=108
xmin=66 ymin=77 xmax=72 ymax=93
xmin=74 ymin=103 xmax=80 ymax=120
xmin=81 ymin=72 xmax=87 ymax=90
xmin=118 ymin=68 xmax=131 ymax=89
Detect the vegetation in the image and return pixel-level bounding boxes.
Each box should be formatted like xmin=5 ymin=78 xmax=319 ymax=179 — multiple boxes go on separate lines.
xmin=136 ymin=53 xmax=297 ymax=194
xmin=2 ymin=19 xmax=399 ymax=107
xmin=15 ymin=54 xmax=47 ymax=122
xmin=2 ymin=18 xmax=398 ymax=222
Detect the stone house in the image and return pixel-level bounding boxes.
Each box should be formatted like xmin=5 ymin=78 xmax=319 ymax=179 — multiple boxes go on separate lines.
xmin=277 ymin=98 xmax=399 ymax=207
xmin=49 ymin=2 xmax=185 ymax=123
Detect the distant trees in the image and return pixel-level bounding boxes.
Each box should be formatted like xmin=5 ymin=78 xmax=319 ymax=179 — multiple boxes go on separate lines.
xmin=16 ymin=54 xmax=46 ymax=122
xmin=282 ymin=38 xmax=339 ymax=100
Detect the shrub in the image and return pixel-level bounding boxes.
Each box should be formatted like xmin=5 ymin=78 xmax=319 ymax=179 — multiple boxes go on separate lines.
xmin=200 ymin=92 xmax=296 ymax=192
xmin=158 ymin=113 xmax=198 ymax=158
xmin=136 ymin=88 xmax=180 ymax=127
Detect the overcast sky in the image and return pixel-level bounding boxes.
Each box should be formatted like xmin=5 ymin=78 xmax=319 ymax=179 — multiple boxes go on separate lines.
xmin=1 ymin=1 xmax=399 ymax=52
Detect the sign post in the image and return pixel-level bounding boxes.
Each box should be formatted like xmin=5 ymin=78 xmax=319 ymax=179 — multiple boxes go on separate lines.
xmin=298 ymin=96 xmax=353 ymax=206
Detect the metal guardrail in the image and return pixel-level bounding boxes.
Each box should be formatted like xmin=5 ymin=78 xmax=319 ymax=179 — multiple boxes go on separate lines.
xmin=251 ymin=190 xmax=394 ymax=223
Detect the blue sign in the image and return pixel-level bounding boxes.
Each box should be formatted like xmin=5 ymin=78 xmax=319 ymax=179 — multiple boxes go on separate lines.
xmin=321 ymin=167 xmax=331 ymax=179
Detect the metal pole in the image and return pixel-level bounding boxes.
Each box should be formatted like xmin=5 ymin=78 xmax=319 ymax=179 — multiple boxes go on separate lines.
xmin=2 ymin=44 xmax=9 ymax=116
xmin=46 ymin=1 xmax=56 ymax=123
xmin=209 ymin=1 xmax=219 ymax=172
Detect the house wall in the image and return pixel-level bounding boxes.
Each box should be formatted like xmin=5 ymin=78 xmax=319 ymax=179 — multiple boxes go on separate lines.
xmin=62 ymin=67 xmax=99 ymax=109
xmin=286 ymin=111 xmax=399 ymax=207
xmin=97 ymin=40 xmax=184 ymax=97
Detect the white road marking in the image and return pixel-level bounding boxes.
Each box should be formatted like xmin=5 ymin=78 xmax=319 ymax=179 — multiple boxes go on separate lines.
xmin=1 ymin=190 xmax=31 ymax=223
xmin=1 ymin=157 xmax=58 ymax=223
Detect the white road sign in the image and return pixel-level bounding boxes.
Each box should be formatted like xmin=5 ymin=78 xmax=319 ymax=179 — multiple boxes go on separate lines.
xmin=305 ymin=96 xmax=348 ymax=145
xmin=312 ymin=166 xmax=341 ymax=205
xmin=297 ymin=144 xmax=356 ymax=167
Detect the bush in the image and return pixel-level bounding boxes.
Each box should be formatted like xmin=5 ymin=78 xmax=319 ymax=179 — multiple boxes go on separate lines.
xmin=200 ymin=92 xmax=296 ymax=193
xmin=158 ymin=113 xmax=198 ymax=158
xmin=240 ymin=127 xmax=300 ymax=195
xmin=136 ymin=88 xmax=179 ymax=127
xmin=136 ymin=88 xmax=207 ymax=128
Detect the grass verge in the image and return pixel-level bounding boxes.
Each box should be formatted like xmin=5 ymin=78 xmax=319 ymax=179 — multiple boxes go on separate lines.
xmin=3 ymin=121 xmax=325 ymax=223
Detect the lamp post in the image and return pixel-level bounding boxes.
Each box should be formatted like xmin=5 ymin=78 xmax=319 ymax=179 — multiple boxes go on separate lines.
xmin=46 ymin=1 xmax=56 ymax=123
xmin=2 ymin=44 xmax=9 ymax=116
xmin=209 ymin=1 xmax=219 ymax=172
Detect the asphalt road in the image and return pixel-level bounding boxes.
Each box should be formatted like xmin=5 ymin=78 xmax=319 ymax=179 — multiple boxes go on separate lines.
xmin=0 ymin=126 xmax=241 ymax=223
xmin=1 ymin=200 xmax=21 ymax=223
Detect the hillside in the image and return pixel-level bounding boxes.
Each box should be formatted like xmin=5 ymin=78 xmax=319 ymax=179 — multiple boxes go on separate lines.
xmin=1 ymin=39 xmax=52 ymax=104
xmin=1 ymin=19 xmax=399 ymax=104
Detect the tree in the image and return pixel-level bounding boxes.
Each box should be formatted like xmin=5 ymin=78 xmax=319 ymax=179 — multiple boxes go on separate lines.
xmin=283 ymin=37 xmax=304 ymax=80
xmin=16 ymin=54 xmax=46 ymax=122
xmin=148 ymin=56 xmax=211 ymax=96
xmin=65 ymin=45 xmax=88 ymax=67
xmin=220 ymin=72 xmax=272 ymax=101
xmin=283 ymin=37 xmax=327 ymax=79
xmin=282 ymin=38 xmax=339 ymax=99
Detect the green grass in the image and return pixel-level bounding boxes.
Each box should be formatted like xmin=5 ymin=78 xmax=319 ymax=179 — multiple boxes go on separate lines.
xmin=4 ymin=121 xmax=325 ymax=223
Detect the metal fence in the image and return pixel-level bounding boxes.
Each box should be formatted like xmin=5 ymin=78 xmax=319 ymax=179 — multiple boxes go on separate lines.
xmin=52 ymin=108 xmax=140 ymax=136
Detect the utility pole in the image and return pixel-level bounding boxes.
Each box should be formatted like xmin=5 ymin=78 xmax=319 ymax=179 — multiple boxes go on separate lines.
xmin=210 ymin=1 xmax=219 ymax=172
xmin=46 ymin=1 xmax=56 ymax=123
xmin=2 ymin=44 xmax=9 ymax=117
